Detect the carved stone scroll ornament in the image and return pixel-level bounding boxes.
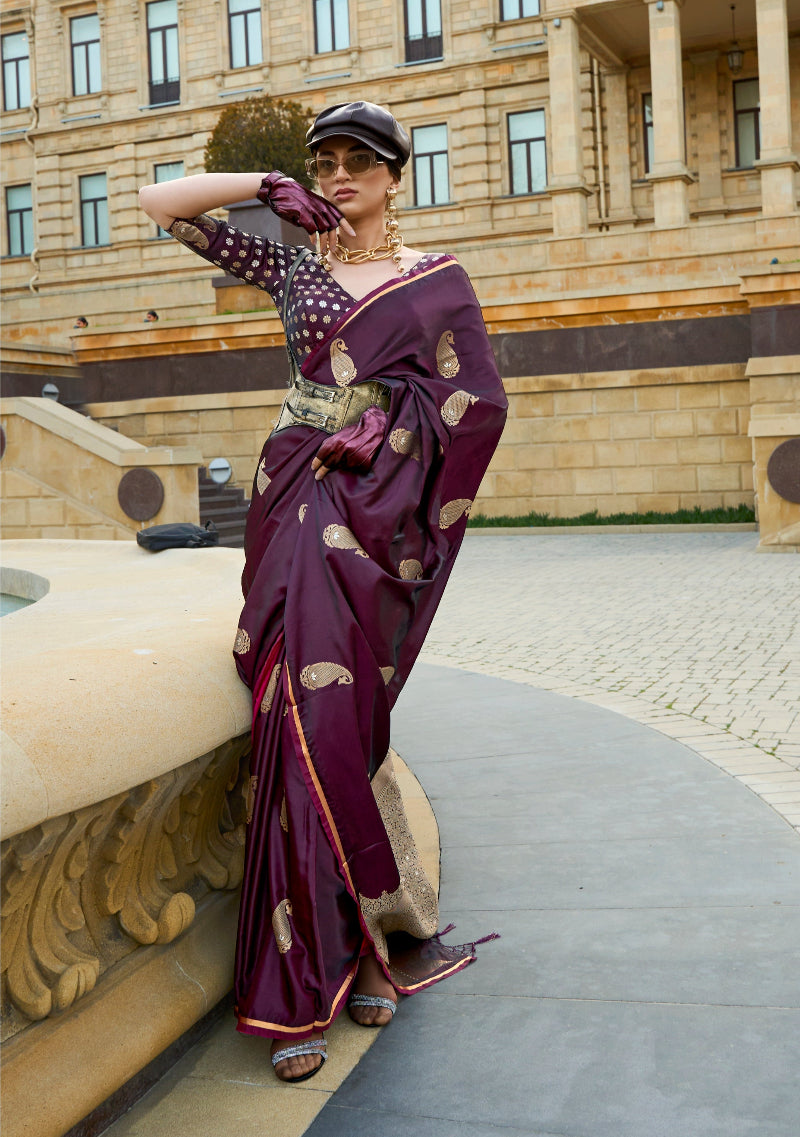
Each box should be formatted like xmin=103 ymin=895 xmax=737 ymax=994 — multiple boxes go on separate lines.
xmin=1 ymin=736 xmax=250 ymax=1039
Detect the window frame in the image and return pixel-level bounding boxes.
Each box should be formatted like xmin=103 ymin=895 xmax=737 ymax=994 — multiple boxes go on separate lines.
xmin=228 ymin=0 xmax=263 ymax=69
xmin=733 ymin=77 xmax=760 ymax=169
xmin=79 ymin=172 xmax=109 ymax=247
xmin=2 ymin=30 xmax=31 ymax=112
xmin=404 ymin=0 xmax=442 ymax=64
xmin=146 ymin=1 xmax=180 ymax=107
xmin=313 ymin=0 xmax=350 ymax=55
xmin=642 ymin=92 xmax=654 ymax=175
xmin=70 ymin=13 xmax=102 ymax=96
xmin=500 ymin=0 xmax=539 ymax=20
xmin=5 ymin=183 xmax=33 ymax=257
xmin=507 ymin=108 xmax=547 ymax=196
xmin=412 ymin=123 xmax=450 ymax=207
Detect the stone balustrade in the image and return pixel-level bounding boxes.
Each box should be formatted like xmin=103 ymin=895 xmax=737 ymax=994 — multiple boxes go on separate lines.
xmin=0 ymin=540 xmax=252 ymax=1137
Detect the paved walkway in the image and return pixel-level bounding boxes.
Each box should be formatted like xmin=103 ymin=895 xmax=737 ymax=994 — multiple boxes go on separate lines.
xmin=106 ymin=533 xmax=800 ymax=1135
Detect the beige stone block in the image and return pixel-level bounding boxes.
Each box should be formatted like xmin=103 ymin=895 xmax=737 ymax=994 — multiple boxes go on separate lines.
xmin=655 ymin=467 xmax=697 ymax=493
xmin=529 ymin=469 xmax=574 ymax=497
xmin=696 ymin=409 xmax=738 ymax=435
xmin=495 ymin=472 xmax=536 ymax=497
xmin=594 ymin=441 xmax=638 ymax=467
xmin=570 ymin=415 xmax=611 ymax=441
xmin=488 ymin=447 xmax=517 ymax=472
xmin=0 ymin=526 xmax=36 ymax=539
xmin=498 ymin=419 xmax=534 ymax=446
xmin=678 ymin=384 xmax=721 ymax=409
xmin=611 ymin=413 xmax=652 ymax=439
xmin=516 ymin=445 xmax=556 ymax=470
xmin=595 ymin=495 xmax=639 ymax=515
xmin=554 ymin=390 xmax=593 ymax=415
xmin=1 ymin=499 xmax=28 ymax=526
xmin=530 ymin=419 xmax=571 ymax=444
xmin=636 ymin=387 xmax=678 ymax=411
xmin=722 ymin=436 xmax=752 ymax=463
xmin=512 ymin=392 xmax=555 ymax=419
xmin=555 ymin=442 xmax=595 ymax=469
xmin=698 ymin=465 xmax=742 ymax=491
xmin=719 ymin=381 xmax=750 ymax=407
xmin=741 ymin=463 xmax=754 ymax=492
xmin=574 ymin=469 xmax=614 ymax=495
xmin=594 ymin=388 xmax=636 ymax=413
xmin=27 ymin=498 xmax=65 ymax=526
xmin=161 ymin=411 xmax=200 ymax=434
xmin=653 ymin=412 xmax=695 ymax=438
xmin=677 ymin=437 xmax=721 ymax=464
xmin=0 ymin=470 xmax=38 ymax=497
xmin=615 ymin=468 xmax=654 ymax=494
xmin=144 ymin=413 xmax=165 ymax=434
xmin=200 ymin=409 xmax=235 ymax=432
xmin=638 ymin=439 xmax=679 ymax=465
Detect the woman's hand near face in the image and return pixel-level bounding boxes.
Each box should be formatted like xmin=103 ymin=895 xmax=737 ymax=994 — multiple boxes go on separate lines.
xmin=256 ymin=173 xmax=355 ymax=250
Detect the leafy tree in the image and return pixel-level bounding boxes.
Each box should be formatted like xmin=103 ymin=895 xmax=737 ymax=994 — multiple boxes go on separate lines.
xmin=204 ymin=96 xmax=314 ymax=186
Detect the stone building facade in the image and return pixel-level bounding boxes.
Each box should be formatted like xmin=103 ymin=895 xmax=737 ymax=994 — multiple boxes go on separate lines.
xmin=2 ymin=0 xmax=799 ymax=528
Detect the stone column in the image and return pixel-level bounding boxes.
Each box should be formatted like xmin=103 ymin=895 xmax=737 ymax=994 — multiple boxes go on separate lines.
xmin=603 ymin=66 xmax=635 ymax=223
xmin=547 ymin=13 xmax=591 ymax=236
xmin=755 ymin=0 xmax=799 ymax=216
xmin=645 ymin=0 xmax=693 ymax=228
xmin=691 ymin=51 xmax=725 ymax=215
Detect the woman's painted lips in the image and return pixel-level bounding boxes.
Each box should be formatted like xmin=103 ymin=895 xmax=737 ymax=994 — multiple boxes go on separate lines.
xmin=334 ymin=189 xmax=357 ymax=200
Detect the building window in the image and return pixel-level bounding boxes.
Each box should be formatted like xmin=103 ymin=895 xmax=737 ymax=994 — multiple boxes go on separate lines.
xmin=412 ymin=124 xmax=449 ymax=206
xmin=642 ymin=92 xmax=654 ymax=174
xmin=71 ymin=14 xmax=102 ymax=96
xmin=404 ymin=0 xmax=442 ymax=63
xmin=2 ymin=31 xmax=31 ymax=111
xmin=734 ymin=78 xmax=760 ymax=168
xmin=6 ymin=184 xmax=33 ymax=256
xmin=508 ymin=109 xmax=547 ymax=195
xmin=229 ymin=0 xmax=262 ymax=68
xmin=501 ymin=0 xmax=539 ymax=19
xmin=154 ymin=160 xmax=184 ymax=237
xmin=80 ymin=173 xmax=109 ymax=246
xmin=314 ymin=0 xmax=349 ymax=53
xmin=147 ymin=0 xmax=179 ymax=106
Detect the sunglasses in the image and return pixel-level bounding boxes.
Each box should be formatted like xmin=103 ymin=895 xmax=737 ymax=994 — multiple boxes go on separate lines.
xmin=305 ymin=151 xmax=385 ymax=180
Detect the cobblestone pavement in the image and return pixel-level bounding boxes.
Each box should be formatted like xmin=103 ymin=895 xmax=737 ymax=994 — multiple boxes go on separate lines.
xmin=421 ymin=532 xmax=800 ymax=832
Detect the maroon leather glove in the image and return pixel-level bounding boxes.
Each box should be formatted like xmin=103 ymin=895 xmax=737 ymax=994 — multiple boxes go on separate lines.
xmin=314 ymin=405 xmax=388 ymax=473
xmin=257 ymin=172 xmax=343 ymax=235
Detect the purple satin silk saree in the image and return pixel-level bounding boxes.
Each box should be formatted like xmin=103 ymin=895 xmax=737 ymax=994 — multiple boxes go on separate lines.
xmin=232 ymin=254 xmax=507 ymax=1040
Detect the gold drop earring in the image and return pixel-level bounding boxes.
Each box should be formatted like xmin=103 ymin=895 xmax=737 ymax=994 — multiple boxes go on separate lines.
xmin=385 ymin=186 xmax=404 ymax=273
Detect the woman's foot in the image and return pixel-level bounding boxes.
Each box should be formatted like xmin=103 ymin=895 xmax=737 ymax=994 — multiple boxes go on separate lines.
xmin=348 ymin=951 xmax=397 ymax=1026
xmin=271 ymin=1031 xmax=325 ymax=1082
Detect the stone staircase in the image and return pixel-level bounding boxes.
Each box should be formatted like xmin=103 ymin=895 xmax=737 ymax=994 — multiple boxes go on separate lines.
xmin=198 ymin=467 xmax=249 ymax=548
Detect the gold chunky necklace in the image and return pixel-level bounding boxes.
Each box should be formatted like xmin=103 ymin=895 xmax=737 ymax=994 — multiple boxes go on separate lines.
xmin=335 ymin=233 xmax=404 ymax=272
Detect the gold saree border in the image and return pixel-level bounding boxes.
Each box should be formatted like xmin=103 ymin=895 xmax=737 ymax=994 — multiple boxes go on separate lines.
xmin=236 ymin=961 xmax=358 ymax=1034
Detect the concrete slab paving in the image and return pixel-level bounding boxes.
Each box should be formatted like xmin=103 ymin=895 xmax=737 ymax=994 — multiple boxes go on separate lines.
xmin=305 ymin=663 xmax=800 ymax=1137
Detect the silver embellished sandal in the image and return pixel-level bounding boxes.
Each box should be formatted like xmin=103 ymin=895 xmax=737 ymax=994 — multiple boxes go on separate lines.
xmin=271 ymin=1038 xmax=327 ymax=1084
xmin=347 ymin=993 xmax=397 ymax=1027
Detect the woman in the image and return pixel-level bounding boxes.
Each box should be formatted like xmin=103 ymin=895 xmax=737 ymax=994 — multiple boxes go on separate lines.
xmin=139 ymin=100 xmax=507 ymax=1083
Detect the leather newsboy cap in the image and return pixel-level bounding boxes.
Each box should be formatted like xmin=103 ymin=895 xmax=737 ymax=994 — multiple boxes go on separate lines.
xmin=306 ymin=101 xmax=411 ymax=166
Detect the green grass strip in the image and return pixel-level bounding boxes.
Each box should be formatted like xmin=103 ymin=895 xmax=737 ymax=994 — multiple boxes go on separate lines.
xmin=467 ymin=503 xmax=756 ymax=528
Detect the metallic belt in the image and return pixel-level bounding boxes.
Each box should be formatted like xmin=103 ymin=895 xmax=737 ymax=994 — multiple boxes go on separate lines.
xmin=272 ymin=374 xmax=391 ymax=437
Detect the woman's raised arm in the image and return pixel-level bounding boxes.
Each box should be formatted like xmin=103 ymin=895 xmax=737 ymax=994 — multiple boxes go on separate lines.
xmin=138 ymin=172 xmax=266 ymax=231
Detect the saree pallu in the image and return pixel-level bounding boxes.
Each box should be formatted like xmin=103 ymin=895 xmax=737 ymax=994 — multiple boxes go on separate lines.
xmin=233 ymin=255 xmax=508 ymax=1040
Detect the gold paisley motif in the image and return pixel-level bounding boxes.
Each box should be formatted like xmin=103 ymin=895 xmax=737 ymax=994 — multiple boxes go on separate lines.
xmin=436 ymin=330 xmax=460 ymax=379
xmin=171 ymin=214 xmax=218 ymax=250
xmin=323 ymin=523 xmax=369 ymax=558
xmin=330 ymin=338 xmax=358 ymax=386
xmin=441 ymin=389 xmax=479 ymax=427
xmin=256 ymin=459 xmax=270 ymax=495
xmin=299 ymin=662 xmax=354 ymax=690
xmin=298 ymin=503 xmax=308 ymax=523
xmin=439 ymin=498 xmax=472 ymax=529
xmin=246 ymin=775 xmax=258 ymax=824
xmin=388 ymin=428 xmax=422 ymax=462
xmin=399 ymin=558 xmax=423 ymax=581
xmin=271 ymin=899 xmax=293 ymax=953
xmin=233 ymin=627 xmax=251 ymax=654
xmin=260 ymin=665 xmax=281 ymax=714
xmin=279 ymin=794 xmax=288 ymax=833
xmin=380 ymin=666 xmax=395 ymax=685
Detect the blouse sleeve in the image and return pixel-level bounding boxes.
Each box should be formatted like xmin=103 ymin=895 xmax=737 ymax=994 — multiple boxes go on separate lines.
xmin=168 ymin=213 xmax=301 ymax=306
